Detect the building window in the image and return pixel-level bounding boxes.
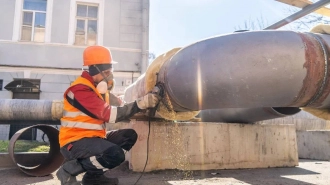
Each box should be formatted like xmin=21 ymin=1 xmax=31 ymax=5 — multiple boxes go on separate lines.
xmin=21 ymin=0 xmax=47 ymax=42
xmin=74 ymin=4 xmax=98 ymax=46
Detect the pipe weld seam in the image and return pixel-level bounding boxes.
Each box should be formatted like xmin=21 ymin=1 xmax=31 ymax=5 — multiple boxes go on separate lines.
xmin=305 ymin=33 xmax=329 ymax=106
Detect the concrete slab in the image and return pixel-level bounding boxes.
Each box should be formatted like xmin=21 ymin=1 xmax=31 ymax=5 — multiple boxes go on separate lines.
xmin=297 ymin=130 xmax=330 ymax=161
xmin=111 ymin=121 xmax=298 ymax=172
xmin=0 ymin=152 xmax=14 ymax=168
xmin=0 ymin=152 xmax=48 ymax=168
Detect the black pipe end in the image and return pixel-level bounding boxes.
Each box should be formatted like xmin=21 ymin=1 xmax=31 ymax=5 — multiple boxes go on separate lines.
xmin=272 ymin=107 xmax=301 ymax=115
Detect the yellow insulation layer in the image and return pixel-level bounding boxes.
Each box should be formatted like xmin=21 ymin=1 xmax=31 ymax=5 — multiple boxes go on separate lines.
xmin=310 ymin=24 xmax=330 ymax=34
xmin=302 ymin=108 xmax=330 ymax=121
xmin=145 ymin=48 xmax=200 ymax=121
xmin=51 ymin=100 xmax=63 ymax=120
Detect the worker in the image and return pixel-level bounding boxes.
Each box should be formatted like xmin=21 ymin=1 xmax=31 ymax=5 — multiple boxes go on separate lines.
xmin=56 ymin=45 xmax=161 ymax=185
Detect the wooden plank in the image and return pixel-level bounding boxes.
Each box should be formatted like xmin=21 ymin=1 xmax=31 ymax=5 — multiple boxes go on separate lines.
xmin=276 ymin=0 xmax=330 ymax=17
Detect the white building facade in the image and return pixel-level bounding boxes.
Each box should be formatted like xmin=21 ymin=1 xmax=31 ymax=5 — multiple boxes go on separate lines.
xmin=0 ymin=0 xmax=149 ymax=140
xmin=0 ymin=0 xmax=149 ymax=100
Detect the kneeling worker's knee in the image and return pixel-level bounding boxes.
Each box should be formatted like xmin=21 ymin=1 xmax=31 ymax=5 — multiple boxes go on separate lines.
xmin=102 ymin=145 xmax=125 ymax=169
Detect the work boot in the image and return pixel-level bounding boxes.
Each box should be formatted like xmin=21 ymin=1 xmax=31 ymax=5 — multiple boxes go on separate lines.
xmin=56 ymin=166 xmax=81 ymax=185
xmin=82 ymin=172 xmax=119 ymax=185
xmin=56 ymin=160 xmax=86 ymax=185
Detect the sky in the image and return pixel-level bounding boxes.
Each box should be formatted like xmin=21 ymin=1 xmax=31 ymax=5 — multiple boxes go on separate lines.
xmin=149 ymin=0 xmax=296 ymax=56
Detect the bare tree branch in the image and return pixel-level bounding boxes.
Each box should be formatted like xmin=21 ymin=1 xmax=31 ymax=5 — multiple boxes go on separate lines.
xmin=236 ymin=1 xmax=330 ymax=32
xmin=235 ymin=15 xmax=268 ymax=31
xmin=285 ymin=0 xmax=330 ymax=31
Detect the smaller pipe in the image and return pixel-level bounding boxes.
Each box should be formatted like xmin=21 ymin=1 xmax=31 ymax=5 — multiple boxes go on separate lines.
xmin=199 ymin=107 xmax=301 ymax=123
xmin=0 ymin=99 xmax=63 ymax=121
xmin=8 ymin=124 xmax=64 ymax=176
xmin=265 ymin=0 xmax=330 ymax=30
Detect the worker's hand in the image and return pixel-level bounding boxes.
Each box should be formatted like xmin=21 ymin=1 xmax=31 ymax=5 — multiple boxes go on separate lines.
xmin=136 ymin=93 xmax=161 ymax=109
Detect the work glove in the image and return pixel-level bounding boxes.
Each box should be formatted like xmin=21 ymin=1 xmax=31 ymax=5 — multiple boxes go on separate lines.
xmin=136 ymin=93 xmax=162 ymax=109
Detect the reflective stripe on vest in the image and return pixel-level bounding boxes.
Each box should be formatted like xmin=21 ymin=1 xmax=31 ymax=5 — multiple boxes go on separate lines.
xmin=61 ymin=120 xmax=106 ymax=130
xmin=59 ymin=76 xmax=107 ymax=147
xmin=63 ymin=110 xmax=87 ymax=117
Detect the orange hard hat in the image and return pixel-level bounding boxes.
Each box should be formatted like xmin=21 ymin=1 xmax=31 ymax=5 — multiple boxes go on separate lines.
xmin=83 ymin=46 xmax=114 ymax=66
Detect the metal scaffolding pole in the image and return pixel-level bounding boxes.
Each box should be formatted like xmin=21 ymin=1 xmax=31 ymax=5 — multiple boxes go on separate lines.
xmin=265 ymin=0 xmax=330 ymax=30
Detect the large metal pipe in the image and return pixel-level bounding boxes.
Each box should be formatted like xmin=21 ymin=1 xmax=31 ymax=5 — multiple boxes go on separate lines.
xmin=1 ymin=31 xmax=328 ymax=121
xmin=199 ymin=107 xmax=301 ymax=123
xmin=154 ymin=31 xmax=330 ymax=111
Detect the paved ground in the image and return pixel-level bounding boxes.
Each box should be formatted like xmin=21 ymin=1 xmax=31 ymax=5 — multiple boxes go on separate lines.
xmin=0 ymin=159 xmax=329 ymax=185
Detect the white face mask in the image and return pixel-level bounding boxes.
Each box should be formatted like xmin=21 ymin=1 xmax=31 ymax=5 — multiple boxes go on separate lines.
xmin=96 ymin=81 xmax=108 ymax=94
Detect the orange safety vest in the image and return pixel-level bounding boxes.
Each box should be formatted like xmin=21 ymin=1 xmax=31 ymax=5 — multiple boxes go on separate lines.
xmin=59 ymin=76 xmax=110 ymax=147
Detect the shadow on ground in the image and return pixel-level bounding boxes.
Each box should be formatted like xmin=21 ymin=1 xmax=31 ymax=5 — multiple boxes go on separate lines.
xmin=0 ymin=168 xmax=54 ymax=185
xmin=107 ymin=160 xmax=320 ymax=185
xmin=0 ymin=160 xmax=324 ymax=185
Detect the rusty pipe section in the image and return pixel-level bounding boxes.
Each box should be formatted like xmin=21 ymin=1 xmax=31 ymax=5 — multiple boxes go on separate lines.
xmin=199 ymin=107 xmax=301 ymax=123
xmin=154 ymin=31 xmax=330 ymax=111
xmin=0 ymin=99 xmax=63 ymax=120
xmin=9 ymin=125 xmax=64 ymax=176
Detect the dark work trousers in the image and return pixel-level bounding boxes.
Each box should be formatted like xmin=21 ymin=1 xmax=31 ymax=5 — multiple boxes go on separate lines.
xmin=60 ymin=129 xmax=137 ymax=175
